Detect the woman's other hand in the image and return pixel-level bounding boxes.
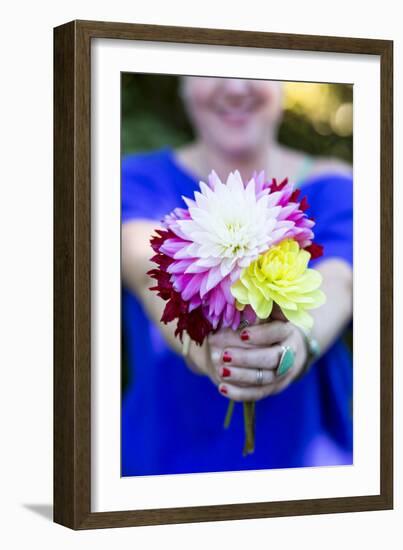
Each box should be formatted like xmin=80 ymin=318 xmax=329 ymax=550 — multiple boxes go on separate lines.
xmin=206 ymin=321 xmax=308 ymax=402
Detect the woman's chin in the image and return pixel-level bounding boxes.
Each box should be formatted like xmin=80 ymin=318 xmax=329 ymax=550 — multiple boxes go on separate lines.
xmin=217 ymin=142 xmax=261 ymax=161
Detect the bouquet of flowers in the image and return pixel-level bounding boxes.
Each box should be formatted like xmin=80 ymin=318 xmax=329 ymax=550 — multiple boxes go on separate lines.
xmin=148 ymin=170 xmax=325 ymax=454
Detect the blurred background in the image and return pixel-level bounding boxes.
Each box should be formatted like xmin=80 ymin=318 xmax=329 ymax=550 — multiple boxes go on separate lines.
xmin=121 ymin=74 xmax=353 ymax=393
xmin=122 ymin=74 xmax=353 ymax=161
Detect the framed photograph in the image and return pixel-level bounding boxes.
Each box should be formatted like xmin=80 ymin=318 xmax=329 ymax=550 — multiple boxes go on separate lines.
xmin=54 ymin=20 xmax=393 ymax=529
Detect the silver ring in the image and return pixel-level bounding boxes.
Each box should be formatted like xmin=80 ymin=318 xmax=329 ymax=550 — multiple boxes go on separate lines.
xmin=239 ymin=319 xmax=250 ymax=331
xmin=256 ymin=368 xmax=264 ymax=386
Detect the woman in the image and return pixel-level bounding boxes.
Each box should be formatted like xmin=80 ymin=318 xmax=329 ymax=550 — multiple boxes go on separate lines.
xmin=121 ymin=77 xmax=353 ymax=475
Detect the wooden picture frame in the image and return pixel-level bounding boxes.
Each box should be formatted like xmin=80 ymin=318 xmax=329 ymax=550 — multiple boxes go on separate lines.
xmin=54 ymin=19 xmax=393 ymax=529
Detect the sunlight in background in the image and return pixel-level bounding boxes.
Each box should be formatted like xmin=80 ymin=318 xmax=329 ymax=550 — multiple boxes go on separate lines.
xmin=284 ymin=82 xmax=353 ymax=137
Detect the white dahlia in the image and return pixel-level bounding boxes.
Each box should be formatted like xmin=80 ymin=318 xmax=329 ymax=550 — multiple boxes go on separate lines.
xmin=174 ymin=170 xmax=292 ymax=280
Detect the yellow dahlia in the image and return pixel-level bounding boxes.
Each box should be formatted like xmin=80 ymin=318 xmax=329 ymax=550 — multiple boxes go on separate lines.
xmin=230 ymin=239 xmax=325 ymax=330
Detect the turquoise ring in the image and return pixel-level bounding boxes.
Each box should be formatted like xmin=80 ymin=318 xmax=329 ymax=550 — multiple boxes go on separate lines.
xmin=276 ymin=345 xmax=295 ymax=376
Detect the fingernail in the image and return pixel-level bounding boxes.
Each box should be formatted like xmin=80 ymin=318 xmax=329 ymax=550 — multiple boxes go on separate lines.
xmin=222 ymin=351 xmax=232 ymax=363
xmin=240 ymin=330 xmax=250 ymax=341
xmin=221 ymin=367 xmax=231 ymax=378
xmin=220 ymin=385 xmax=228 ymax=395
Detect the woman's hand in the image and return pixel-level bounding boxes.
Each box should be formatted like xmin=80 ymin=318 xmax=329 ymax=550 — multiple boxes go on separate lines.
xmin=206 ymin=321 xmax=308 ymax=402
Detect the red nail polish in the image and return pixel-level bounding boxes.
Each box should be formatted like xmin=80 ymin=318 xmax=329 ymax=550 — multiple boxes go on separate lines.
xmin=240 ymin=330 xmax=250 ymax=341
xmin=220 ymin=386 xmax=228 ymax=395
xmin=222 ymin=367 xmax=231 ymax=378
xmin=222 ymin=352 xmax=232 ymax=363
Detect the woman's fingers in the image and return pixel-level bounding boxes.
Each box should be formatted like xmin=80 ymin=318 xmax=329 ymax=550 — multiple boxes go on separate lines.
xmin=208 ymin=327 xmax=305 ymax=401
xmin=217 ymin=364 xmax=276 ymax=386
xmin=238 ymin=321 xmax=293 ymax=346
xmin=208 ymin=327 xmax=245 ymax=348
xmin=208 ymin=320 xmax=292 ymax=349
xmin=211 ymin=344 xmax=283 ymax=370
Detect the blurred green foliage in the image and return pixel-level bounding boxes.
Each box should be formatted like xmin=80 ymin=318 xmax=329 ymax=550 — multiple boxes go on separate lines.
xmin=121 ymin=73 xmax=353 ymax=162
xmin=278 ymin=110 xmax=352 ymax=162
xmin=122 ymin=74 xmax=194 ymax=154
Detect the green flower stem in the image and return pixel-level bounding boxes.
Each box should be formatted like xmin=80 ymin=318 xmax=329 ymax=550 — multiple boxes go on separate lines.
xmin=243 ymin=401 xmax=255 ymax=456
xmin=223 ymin=400 xmax=256 ymax=455
xmin=223 ymin=399 xmax=235 ymax=429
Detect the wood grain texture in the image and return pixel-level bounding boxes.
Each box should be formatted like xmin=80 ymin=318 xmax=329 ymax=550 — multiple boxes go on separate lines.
xmin=54 ymin=20 xmax=91 ymax=528
xmin=53 ymin=19 xmax=393 ymax=530
xmin=379 ymin=40 xmax=393 ymax=506
xmin=54 ymin=21 xmax=76 ymax=528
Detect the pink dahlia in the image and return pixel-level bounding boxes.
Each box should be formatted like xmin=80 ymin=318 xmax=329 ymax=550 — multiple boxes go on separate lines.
xmin=253 ymin=172 xmax=320 ymax=251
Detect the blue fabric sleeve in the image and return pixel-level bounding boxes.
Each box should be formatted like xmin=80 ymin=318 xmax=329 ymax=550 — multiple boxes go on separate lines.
xmin=303 ymin=174 xmax=353 ymax=267
xmin=121 ymin=153 xmax=176 ymax=223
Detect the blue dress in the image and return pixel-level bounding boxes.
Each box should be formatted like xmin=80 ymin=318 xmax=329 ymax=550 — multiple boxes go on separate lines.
xmin=121 ymin=148 xmax=353 ymax=476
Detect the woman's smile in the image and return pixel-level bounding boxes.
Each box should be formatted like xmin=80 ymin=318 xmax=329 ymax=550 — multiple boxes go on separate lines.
xmin=212 ymin=97 xmax=262 ymax=127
